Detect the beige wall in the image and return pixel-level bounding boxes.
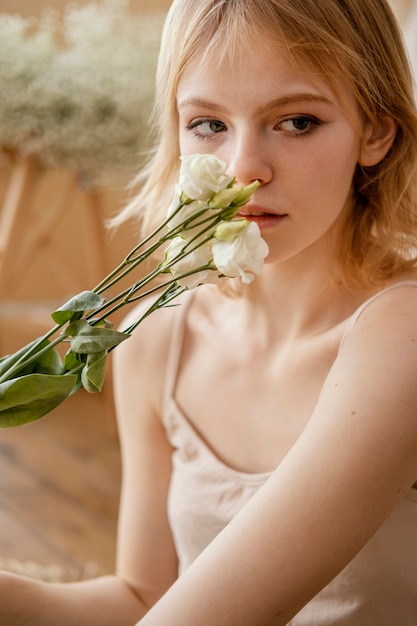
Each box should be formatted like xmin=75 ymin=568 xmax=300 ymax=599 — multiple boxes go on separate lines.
xmin=0 ymin=0 xmax=171 ymax=17
xmin=0 ymin=0 xmax=409 ymax=21
xmin=389 ymin=0 xmax=413 ymax=23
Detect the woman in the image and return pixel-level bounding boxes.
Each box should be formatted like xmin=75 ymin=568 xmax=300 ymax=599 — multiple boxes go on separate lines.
xmin=2 ymin=0 xmax=417 ymax=624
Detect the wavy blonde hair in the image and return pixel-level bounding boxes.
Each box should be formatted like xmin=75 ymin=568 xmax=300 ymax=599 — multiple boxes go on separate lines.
xmin=115 ymin=0 xmax=417 ymax=289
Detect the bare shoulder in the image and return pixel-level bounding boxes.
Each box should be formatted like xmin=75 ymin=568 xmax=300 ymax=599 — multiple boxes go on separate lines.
xmin=335 ymin=276 xmax=417 ymax=395
xmin=116 ymin=291 xmax=192 ymax=365
xmin=342 ymin=276 xmax=417 ymax=355
xmin=113 ymin=291 xmax=193 ymax=421
xmin=315 ymin=275 xmax=417 ymax=487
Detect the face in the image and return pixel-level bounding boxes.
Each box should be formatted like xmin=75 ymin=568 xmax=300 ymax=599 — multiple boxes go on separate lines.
xmin=176 ymin=36 xmax=367 ymax=267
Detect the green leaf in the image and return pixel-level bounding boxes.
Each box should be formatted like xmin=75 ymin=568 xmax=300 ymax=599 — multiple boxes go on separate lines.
xmin=88 ymin=318 xmax=114 ymax=329
xmin=62 ymin=349 xmax=85 ymax=393
xmin=0 ymin=339 xmax=61 ymax=380
xmin=0 ymin=338 xmax=44 ymax=378
xmin=51 ymin=291 xmax=105 ymax=324
xmin=33 ymin=346 xmax=64 ymax=376
xmin=0 ymin=373 xmax=78 ymax=427
xmin=65 ymin=319 xmax=130 ymax=354
xmin=81 ymin=351 xmax=108 ymax=393
xmin=64 ymin=349 xmax=83 ymax=372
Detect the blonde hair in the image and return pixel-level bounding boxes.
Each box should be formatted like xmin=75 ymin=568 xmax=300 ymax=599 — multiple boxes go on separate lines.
xmin=116 ymin=0 xmax=417 ymax=289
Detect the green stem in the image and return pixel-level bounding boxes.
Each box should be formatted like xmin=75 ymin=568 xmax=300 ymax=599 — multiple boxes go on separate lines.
xmin=86 ymin=217 xmax=219 ymax=324
xmin=93 ymin=239 xmax=163 ymax=296
xmin=121 ymin=283 xmax=187 ymax=335
xmin=91 ymin=199 xmax=189 ymax=293
xmin=105 ymin=259 xmax=214 ymax=329
xmin=0 ymin=195 xmax=240 ymax=388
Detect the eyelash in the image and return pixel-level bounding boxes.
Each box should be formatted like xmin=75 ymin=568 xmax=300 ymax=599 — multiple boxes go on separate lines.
xmin=185 ymin=115 xmax=321 ymax=140
xmin=185 ymin=118 xmax=227 ymax=141
xmin=279 ymin=116 xmax=321 ymax=138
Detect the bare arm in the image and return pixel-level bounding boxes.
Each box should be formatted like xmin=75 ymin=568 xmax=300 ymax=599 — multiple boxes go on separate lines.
xmin=0 ymin=301 xmax=179 ymax=625
xmin=114 ymin=303 xmax=179 ymax=605
xmin=136 ymin=286 xmax=417 ymax=625
xmin=0 ymin=574 xmax=146 ymax=626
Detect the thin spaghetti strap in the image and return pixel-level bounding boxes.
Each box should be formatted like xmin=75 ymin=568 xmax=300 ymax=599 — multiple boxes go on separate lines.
xmin=162 ymin=290 xmax=196 ymax=422
xmin=340 ymin=280 xmax=417 ymax=348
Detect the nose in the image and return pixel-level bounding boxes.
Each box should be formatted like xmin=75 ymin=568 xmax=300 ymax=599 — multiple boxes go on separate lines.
xmin=226 ymin=131 xmax=273 ymax=186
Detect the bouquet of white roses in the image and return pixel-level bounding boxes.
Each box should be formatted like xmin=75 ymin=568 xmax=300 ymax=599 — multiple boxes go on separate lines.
xmin=0 ymin=154 xmax=268 ymax=427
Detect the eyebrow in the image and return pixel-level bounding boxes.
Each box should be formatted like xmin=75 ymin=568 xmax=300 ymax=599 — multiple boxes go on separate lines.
xmin=177 ymin=93 xmax=333 ymax=114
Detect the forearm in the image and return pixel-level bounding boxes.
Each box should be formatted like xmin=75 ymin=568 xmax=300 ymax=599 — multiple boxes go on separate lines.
xmin=0 ymin=572 xmax=148 ymax=626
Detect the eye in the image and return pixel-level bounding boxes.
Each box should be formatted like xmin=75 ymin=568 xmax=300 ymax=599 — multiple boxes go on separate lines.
xmin=186 ymin=118 xmax=227 ymax=138
xmin=277 ymin=115 xmax=320 ymax=136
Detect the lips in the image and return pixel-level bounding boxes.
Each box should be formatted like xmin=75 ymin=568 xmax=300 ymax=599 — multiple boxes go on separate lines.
xmin=238 ymin=203 xmax=284 ymax=218
xmin=237 ymin=208 xmax=287 ymax=230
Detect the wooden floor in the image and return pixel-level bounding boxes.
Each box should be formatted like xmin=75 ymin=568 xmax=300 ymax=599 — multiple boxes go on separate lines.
xmin=0 ymin=386 xmax=121 ymax=579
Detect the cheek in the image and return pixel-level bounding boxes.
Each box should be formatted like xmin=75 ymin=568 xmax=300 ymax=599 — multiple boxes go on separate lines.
xmin=303 ymin=134 xmax=360 ymax=204
xmin=282 ymin=140 xmax=359 ymax=235
xmin=178 ymin=133 xmax=192 ymax=156
xmin=178 ymin=124 xmax=194 ymax=156
xmin=326 ymin=146 xmax=360 ymax=207
xmin=179 ymin=139 xmax=220 ymax=159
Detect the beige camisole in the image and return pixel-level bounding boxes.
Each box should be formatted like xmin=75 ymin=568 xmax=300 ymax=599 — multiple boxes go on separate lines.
xmin=162 ymin=282 xmax=417 ymax=624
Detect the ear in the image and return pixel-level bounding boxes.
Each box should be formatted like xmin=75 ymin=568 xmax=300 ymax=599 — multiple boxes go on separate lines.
xmin=359 ymin=115 xmax=397 ymax=167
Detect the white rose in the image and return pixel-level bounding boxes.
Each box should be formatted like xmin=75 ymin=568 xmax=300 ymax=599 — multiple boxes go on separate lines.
xmin=179 ymin=154 xmax=234 ymax=201
xmin=166 ymin=184 xmax=182 ymax=217
xmin=167 ymin=193 xmax=209 ymax=231
xmin=212 ymin=221 xmax=269 ymax=284
xmin=162 ymin=236 xmax=219 ymax=289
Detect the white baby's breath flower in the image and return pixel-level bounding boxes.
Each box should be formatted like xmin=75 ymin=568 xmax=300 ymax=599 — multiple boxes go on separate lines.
xmin=212 ymin=221 xmax=269 ymax=284
xmin=179 ymin=154 xmax=234 ymax=201
xmin=0 ymin=1 xmax=164 ymax=177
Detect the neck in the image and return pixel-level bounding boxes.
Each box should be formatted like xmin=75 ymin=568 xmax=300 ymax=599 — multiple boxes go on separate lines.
xmin=242 ymin=257 xmax=365 ymax=340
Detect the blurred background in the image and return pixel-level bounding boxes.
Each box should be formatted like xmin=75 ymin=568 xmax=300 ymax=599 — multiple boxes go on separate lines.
xmin=0 ymin=0 xmax=171 ymax=582
xmin=0 ymin=0 xmax=415 ymax=585
xmin=0 ymin=0 xmax=170 ymax=361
